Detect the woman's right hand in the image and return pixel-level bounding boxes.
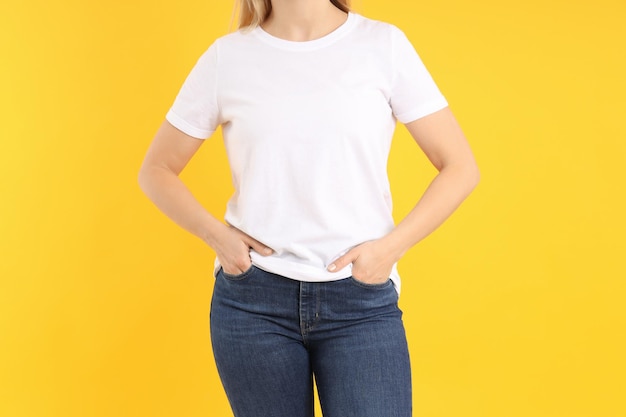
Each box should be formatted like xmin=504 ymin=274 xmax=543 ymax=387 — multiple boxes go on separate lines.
xmin=138 ymin=120 xmax=274 ymax=275
xmin=212 ymin=225 xmax=273 ymax=275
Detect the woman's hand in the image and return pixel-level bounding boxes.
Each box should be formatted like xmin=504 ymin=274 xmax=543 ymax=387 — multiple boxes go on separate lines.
xmin=326 ymin=108 xmax=479 ymax=284
xmin=137 ymin=121 xmax=274 ymax=276
xmin=212 ymin=225 xmax=273 ymax=275
xmin=327 ymin=239 xmax=402 ymax=284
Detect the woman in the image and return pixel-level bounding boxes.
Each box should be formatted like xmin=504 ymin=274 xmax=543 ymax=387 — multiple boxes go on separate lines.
xmin=138 ymin=0 xmax=479 ymax=416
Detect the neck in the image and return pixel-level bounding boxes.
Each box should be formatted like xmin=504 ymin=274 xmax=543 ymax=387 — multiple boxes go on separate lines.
xmin=262 ymin=0 xmax=348 ymax=41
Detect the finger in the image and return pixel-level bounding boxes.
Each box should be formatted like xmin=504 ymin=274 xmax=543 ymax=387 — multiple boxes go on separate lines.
xmin=327 ymin=250 xmax=358 ymax=272
xmin=229 ymin=226 xmax=273 ymax=256
xmin=243 ymin=236 xmax=274 ymax=256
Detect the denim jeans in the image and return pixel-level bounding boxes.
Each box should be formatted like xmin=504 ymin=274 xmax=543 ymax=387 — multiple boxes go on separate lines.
xmin=210 ymin=265 xmax=412 ymax=417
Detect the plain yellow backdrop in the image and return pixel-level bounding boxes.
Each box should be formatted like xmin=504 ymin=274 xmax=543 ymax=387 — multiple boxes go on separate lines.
xmin=1 ymin=1 xmax=624 ymax=416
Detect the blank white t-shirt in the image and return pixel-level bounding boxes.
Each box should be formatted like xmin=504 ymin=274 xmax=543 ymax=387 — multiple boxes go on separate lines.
xmin=166 ymin=12 xmax=448 ymax=293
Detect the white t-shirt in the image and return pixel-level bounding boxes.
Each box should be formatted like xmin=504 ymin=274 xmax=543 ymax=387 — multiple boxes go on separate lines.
xmin=166 ymin=12 xmax=448 ymax=293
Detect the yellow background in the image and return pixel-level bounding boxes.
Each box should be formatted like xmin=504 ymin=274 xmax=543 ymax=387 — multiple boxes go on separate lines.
xmin=1 ymin=0 xmax=624 ymax=416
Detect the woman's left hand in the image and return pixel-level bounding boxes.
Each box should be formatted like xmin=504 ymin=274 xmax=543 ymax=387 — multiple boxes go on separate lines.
xmin=327 ymin=239 xmax=401 ymax=285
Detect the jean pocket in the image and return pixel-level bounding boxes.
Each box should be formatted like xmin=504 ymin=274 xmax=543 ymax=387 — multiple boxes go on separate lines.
xmin=348 ymin=276 xmax=393 ymax=290
xmin=220 ymin=265 xmax=256 ymax=281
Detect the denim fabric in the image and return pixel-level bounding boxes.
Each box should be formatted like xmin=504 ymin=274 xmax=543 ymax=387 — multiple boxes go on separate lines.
xmin=210 ymin=265 xmax=412 ymax=417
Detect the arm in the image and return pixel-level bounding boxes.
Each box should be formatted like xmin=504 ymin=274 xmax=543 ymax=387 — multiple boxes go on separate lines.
xmin=138 ymin=120 xmax=273 ymax=274
xmin=327 ymin=106 xmax=480 ymax=283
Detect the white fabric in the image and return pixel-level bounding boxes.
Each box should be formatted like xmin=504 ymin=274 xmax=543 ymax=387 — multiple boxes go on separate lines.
xmin=166 ymin=12 xmax=448 ymax=293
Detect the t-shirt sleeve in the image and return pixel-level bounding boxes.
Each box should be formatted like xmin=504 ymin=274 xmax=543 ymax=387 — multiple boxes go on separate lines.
xmin=165 ymin=42 xmax=220 ymax=139
xmin=389 ymin=26 xmax=448 ymax=124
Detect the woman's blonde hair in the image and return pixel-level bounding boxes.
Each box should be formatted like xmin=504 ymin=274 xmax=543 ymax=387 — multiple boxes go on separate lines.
xmin=234 ymin=0 xmax=351 ymax=30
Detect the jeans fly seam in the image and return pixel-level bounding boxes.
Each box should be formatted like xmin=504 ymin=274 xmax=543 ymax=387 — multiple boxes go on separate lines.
xmin=299 ymin=281 xmax=321 ymax=343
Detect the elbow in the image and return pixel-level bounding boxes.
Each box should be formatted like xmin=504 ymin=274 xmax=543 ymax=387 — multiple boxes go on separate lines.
xmin=137 ymin=162 xmax=154 ymax=196
xmin=137 ymin=165 xmax=147 ymax=193
xmin=137 ymin=162 xmax=177 ymax=199
xmin=468 ymin=161 xmax=480 ymax=190
xmin=440 ymin=157 xmax=480 ymax=191
xmin=462 ymin=160 xmax=480 ymax=196
xmin=443 ymin=159 xmax=479 ymax=194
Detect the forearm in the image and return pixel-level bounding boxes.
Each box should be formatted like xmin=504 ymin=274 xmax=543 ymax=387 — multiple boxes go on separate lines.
xmin=383 ymin=163 xmax=480 ymax=259
xmin=326 ymin=108 xmax=479 ymax=281
xmin=138 ymin=166 xmax=225 ymax=247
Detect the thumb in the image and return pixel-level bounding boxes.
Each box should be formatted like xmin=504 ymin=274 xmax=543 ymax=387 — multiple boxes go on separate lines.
xmin=246 ymin=237 xmax=274 ymax=256
xmin=327 ymin=250 xmax=357 ymax=272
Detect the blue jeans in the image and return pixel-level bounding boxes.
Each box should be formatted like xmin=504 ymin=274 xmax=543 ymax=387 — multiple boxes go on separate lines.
xmin=210 ymin=265 xmax=412 ymax=417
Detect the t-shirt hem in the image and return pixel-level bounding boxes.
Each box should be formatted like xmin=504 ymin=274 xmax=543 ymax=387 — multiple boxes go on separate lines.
xmin=165 ymin=109 xmax=214 ymax=139
xmin=213 ymin=252 xmax=402 ymax=295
